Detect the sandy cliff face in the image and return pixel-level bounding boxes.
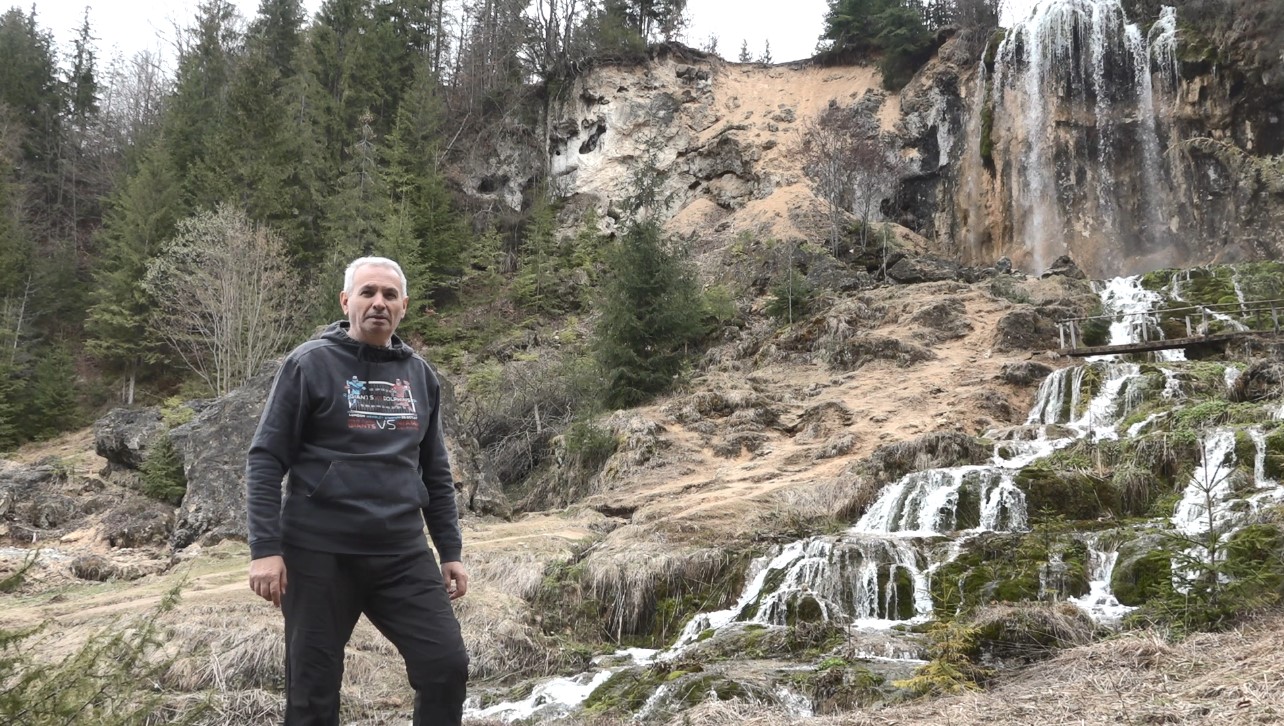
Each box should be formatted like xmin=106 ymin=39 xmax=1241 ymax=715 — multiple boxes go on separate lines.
xmin=462 ymin=23 xmax=1281 ymax=281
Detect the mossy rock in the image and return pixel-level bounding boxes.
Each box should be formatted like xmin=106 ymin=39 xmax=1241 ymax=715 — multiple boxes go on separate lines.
xmin=1016 ymin=467 xmax=1119 ymax=522
xmin=791 ymin=660 xmax=889 ymax=713
xmin=1263 ymin=426 xmax=1284 ymax=482
xmin=786 ymin=593 xmax=827 ymax=626
xmin=971 ymin=603 xmax=1095 ymax=665
xmin=1225 ymin=523 xmax=1284 ymax=596
xmin=1111 ymin=536 xmax=1171 ymax=606
xmin=930 ymin=532 xmax=1086 ymax=613
xmin=1079 ymin=317 xmax=1111 ymax=347
xmin=584 ymin=668 xmax=667 ymax=715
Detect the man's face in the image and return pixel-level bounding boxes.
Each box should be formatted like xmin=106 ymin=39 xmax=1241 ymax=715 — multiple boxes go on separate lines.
xmin=340 ymin=264 xmax=407 ymax=346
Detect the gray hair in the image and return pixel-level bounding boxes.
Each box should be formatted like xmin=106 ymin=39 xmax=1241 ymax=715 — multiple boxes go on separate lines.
xmin=343 ymin=256 xmax=408 ymax=296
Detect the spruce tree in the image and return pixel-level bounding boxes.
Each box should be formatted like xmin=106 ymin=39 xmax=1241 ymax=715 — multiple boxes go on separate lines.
xmin=594 ymin=220 xmax=705 ymax=409
xmin=85 ymin=143 xmax=181 ymax=403
xmin=26 ymin=345 xmax=80 ymax=441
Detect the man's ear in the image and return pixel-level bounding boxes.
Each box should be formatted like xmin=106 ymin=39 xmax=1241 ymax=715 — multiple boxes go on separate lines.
xmin=339 ymin=290 xmax=349 ymax=313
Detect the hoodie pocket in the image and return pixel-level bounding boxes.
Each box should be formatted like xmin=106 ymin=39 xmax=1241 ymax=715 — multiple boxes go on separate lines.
xmin=310 ymin=461 xmax=430 ymax=508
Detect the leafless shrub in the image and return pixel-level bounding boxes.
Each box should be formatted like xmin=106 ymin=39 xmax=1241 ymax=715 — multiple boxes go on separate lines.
xmin=145 ymin=205 xmax=303 ymax=396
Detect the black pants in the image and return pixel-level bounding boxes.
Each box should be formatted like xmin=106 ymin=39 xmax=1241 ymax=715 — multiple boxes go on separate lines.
xmin=282 ymin=545 xmax=469 ymax=726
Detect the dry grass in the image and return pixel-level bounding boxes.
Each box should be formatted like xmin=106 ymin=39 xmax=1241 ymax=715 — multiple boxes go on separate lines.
xmin=582 ymin=541 xmax=732 ymax=639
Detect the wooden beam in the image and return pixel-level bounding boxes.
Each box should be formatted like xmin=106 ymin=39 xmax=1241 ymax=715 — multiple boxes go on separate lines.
xmin=1057 ymin=331 xmax=1284 ymax=358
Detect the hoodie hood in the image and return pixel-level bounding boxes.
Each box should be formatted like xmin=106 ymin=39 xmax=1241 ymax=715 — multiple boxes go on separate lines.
xmin=321 ymin=321 xmax=415 ymax=363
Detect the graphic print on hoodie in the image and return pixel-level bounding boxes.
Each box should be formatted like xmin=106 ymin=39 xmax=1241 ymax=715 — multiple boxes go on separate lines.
xmin=345 ymin=376 xmax=420 ymax=430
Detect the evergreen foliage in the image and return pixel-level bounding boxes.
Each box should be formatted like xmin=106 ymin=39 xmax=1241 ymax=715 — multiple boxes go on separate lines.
xmin=0 ymin=586 xmax=195 ymax=724
xmin=26 ymin=345 xmax=81 ymax=441
xmin=594 ymin=220 xmax=705 ymax=410
xmin=821 ymin=0 xmax=937 ymax=89
xmin=140 ymin=434 xmax=188 ymax=505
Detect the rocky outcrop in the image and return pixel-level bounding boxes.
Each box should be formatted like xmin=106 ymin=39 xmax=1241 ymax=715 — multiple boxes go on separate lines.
xmin=999 ymin=361 xmax=1054 ymax=386
xmin=887 ymin=255 xmax=961 ymax=284
xmin=94 ymin=407 xmax=166 ymax=471
xmin=168 ymin=371 xmax=271 ymax=550
xmin=861 ymin=431 xmax=992 ymax=484
xmin=993 ymin=308 xmax=1061 ymax=353
xmin=169 ymin=361 xmax=508 ymax=551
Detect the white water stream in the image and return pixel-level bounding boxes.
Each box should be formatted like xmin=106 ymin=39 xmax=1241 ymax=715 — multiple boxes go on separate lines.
xmin=470 ymin=275 xmax=1283 ymax=722
xmin=987 ymin=0 xmax=1178 ymax=272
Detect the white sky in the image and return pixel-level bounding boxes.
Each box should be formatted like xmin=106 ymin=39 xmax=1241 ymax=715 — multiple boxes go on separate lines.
xmin=27 ymin=0 xmax=833 ymax=67
xmin=27 ymin=0 xmax=1041 ymax=69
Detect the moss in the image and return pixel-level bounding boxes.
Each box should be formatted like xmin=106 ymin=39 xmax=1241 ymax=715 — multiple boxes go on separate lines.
xmin=930 ymin=532 xmax=1085 ymax=612
xmin=979 ymin=102 xmax=994 ymax=168
xmin=583 ymin=669 xmax=666 ymax=715
xmin=1079 ymin=317 xmax=1111 ymax=348
xmin=785 ymin=594 xmax=826 ymax=626
xmin=1174 ymin=400 xmax=1270 ymax=429
xmin=792 ymin=661 xmax=889 ymax=713
xmin=1140 ymin=268 xmax=1177 ymax=292
xmin=1111 ymin=548 xmax=1171 ymax=606
xmin=1264 ymin=427 xmax=1284 ymax=481
xmin=1016 ymin=467 xmax=1118 ymax=522
xmin=955 ymin=478 xmax=982 ymax=530
xmin=1225 ymin=524 xmax=1284 ymax=597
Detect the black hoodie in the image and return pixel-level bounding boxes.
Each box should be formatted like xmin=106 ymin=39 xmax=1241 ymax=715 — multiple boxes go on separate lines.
xmin=245 ymin=322 xmax=461 ymax=562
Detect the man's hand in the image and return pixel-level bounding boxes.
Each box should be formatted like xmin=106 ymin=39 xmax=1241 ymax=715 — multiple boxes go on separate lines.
xmin=249 ymin=555 xmax=288 ymax=607
xmin=441 ymin=561 xmax=469 ymax=601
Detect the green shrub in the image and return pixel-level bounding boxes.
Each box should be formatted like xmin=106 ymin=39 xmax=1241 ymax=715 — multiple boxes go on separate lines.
xmin=0 ymin=586 xmax=197 ymax=724
xmin=140 ymin=435 xmax=186 ymax=506
xmin=766 ymin=269 xmax=815 ymax=324
xmin=564 ymin=420 xmax=618 ymax=475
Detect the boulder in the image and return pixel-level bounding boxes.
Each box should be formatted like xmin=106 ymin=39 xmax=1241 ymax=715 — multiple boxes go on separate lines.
xmin=999 ymin=361 xmax=1054 ymax=386
xmin=1230 ymin=359 xmax=1284 ymax=403
xmin=1040 ymin=255 xmax=1087 ymax=280
xmin=0 ymin=460 xmax=76 ymax=537
xmin=169 ymin=370 xmax=272 ymax=550
xmin=93 ymin=408 xmax=167 ymax=471
xmin=169 ymin=359 xmax=509 ymax=551
xmin=993 ymin=308 xmax=1060 ymax=352
xmin=886 ymin=255 xmax=961 ymax=284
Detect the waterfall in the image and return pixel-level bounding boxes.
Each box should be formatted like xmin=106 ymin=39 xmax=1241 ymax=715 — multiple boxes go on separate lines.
xmin=1068 ymin=537 xmax=1135 ymax=625
xmin=984 ymin=0 xmax=1178 ymax=274
xmin=1172 ymin=428 xmax=1239 ymax=538
xmin=1092 ymin=275 xmax=1185 ymax=362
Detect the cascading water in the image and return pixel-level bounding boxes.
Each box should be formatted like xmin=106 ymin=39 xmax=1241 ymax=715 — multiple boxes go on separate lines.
xmin=471 ymin=277 xmax=1276 ymax=722
xmin=1068 ymin=536 xmax=1135 ymax=625
xmin=1091 ymin=276 xmax=1185 ymax=362
xmin=977 ymin=0 xmax=1179 ymax=274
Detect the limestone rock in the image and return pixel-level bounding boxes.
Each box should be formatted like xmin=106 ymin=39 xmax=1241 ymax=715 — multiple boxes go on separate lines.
xmin=1230 ymin=359 xmax=1284 ymax=403
xmin=94 ymin=407 xmax=166 ymax=472
xmin=1040 ymin=255 xmax=1087 ymax=280
xmin=993 ymin=308 xmax=1060 ymax=352
xmin=169 ymin=371 xmax=272 ymax=550
xmin=886 ymin=255 xmax=961 ymax=284
xmin=999 ymin=361 xmax=1055 ymax=386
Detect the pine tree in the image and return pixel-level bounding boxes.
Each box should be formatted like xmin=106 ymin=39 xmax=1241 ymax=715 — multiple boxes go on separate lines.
xmin=738 ymin=39 xmax=752 ymax=63
xmin=324 ymin=112 xmax=390 ymax=271
xmin=594 ymin=220 xmax=705 ymax=409
xmin=759 ymin=40 xmax=773 ymax=64
xmin=165 ymin=0 xmax=241 ymax=209
xmin=26 ymin=344 xmax=80 ymax=441
xmin=85 ymin=143 xmax=181 ymax=404
xmin=514 ymin=195 xmax=561 ymax=314
xmin=0 ymin=360 xmax=19 ymax=451
xmin=383 ymin=64 xmax=466 ymax=290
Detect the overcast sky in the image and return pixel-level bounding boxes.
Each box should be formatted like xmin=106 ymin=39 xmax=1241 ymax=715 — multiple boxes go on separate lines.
xmin=27 ymin=0 xmax=832 ymax=67
xmin=27 ymin=0 xmax=1044 ymax=69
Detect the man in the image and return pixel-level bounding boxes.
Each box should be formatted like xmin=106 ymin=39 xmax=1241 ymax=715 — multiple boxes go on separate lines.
xmin=246 ymin=256 xmax=470 ymax=725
